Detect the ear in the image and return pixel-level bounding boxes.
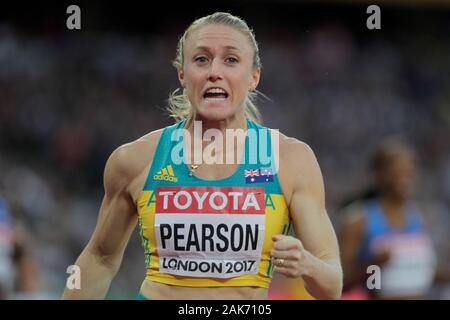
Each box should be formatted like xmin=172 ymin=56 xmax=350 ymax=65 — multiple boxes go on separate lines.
xmin=178 ymin=69 xmax=185 ymax=88
xmin=250 ymin=68 xmax=261 ymax=91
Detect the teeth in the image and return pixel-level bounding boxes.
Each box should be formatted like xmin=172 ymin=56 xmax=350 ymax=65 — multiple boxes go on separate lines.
xmin=205 ymin=97 xmax=226 ymax=101
xmin=206 ymin=88 xmax=226 ymax=94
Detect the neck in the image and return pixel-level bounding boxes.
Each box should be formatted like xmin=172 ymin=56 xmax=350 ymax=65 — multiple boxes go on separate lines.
xmin=183 ymin=112 xmax=248 ymax=166
xmin=379 ymin=192 xmax=407 ymax=213
xmin=185 ymin=112 xmax=247 ymax=134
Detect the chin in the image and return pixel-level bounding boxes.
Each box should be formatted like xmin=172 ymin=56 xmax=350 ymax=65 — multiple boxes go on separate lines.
xmin=196 ymin=106 xmax=236 ymax=121
xmin=393 ymin=189 xmax=412 ymax=200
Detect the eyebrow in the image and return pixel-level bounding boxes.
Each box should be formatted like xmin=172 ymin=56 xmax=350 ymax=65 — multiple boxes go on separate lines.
xmin=194 ymin=45 xmax=241 ymax=52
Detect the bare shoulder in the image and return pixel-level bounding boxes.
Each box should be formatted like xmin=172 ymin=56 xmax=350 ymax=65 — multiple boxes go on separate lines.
xmin=269 ymin=130 xmax=322 ymax=203
xmin=338 ymin=200 xmax=367 ymax=246
xmin=270 ymin=130 xmax=320 ymax=179
xmin=104 ymin=129 xmax=164 ymax=195
xmin=415 ymin=202 xmax=434 ymax=231
xmin=338 ymin=201 xmax=367 ymax=229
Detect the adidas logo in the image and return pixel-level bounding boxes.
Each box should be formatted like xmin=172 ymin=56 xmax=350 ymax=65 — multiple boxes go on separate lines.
xmin=153 ymin=164 xmax=178 ymax=182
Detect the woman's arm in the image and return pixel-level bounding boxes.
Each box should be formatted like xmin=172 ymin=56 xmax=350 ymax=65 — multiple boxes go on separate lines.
xmin=338 ymin=207 xmax=368 ymax=290
xmin=62 ymin=145 xmax=139 ymax=299
xmin=273 ymin=138 xmax=342 ymax=300
xmin=12 ymin=223 xmax=41 ymax=293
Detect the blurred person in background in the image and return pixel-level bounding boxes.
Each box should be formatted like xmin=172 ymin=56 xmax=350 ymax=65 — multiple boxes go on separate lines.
xmin=338 ymin=137 xmax=443 ymax=299
xmin=0 ymin=189 xmax=40 ymax=299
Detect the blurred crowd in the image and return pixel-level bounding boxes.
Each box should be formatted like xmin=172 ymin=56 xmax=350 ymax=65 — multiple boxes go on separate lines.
xmin=0 ymin=10 xmax=449 ymax=299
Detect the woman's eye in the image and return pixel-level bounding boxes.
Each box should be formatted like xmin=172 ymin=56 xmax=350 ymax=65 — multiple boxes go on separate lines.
xmin=226 ymin=57 xmax=238 ymax=64
xmin=195 ymin=56 xmax=208 ymax=64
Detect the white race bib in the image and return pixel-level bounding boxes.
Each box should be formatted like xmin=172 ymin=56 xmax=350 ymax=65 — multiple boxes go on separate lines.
xmin=371 ymin=233 xmax=437 ymax=297
xmin=154 ymin=186 xmax=266 ymax=278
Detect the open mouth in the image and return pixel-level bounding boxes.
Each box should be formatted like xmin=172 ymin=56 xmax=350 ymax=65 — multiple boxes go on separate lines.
xmin=203 ymin=87 xmax=229 ymax=101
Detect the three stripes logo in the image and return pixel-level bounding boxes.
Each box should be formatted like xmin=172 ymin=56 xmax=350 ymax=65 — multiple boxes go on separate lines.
xmin=153 ymin=164 xmax=178 ymax=182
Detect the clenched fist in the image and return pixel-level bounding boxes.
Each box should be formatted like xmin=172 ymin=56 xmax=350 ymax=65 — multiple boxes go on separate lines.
xmin=271 ymin=234 xmax=312 ymax=278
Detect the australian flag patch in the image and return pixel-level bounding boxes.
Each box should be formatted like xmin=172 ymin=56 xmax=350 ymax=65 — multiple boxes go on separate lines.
xmin=245 ymin=168 xmax=274 ymax=184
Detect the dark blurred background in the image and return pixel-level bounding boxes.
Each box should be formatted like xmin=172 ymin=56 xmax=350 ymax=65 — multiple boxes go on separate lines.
xmin=0 ymin=0 xmax=449 ymax=299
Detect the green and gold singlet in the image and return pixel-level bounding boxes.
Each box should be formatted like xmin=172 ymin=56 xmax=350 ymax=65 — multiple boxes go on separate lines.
xmin=137 ymin=119 xmax=290 ymax=288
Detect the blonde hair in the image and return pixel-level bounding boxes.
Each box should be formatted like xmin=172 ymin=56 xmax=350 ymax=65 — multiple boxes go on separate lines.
xmin=167 ymin=12 xmax=263 ymax=124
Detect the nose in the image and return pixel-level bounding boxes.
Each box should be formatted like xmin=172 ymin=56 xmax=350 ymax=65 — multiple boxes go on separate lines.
xmin=207 ymin=58 xmax=223 ymax=82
